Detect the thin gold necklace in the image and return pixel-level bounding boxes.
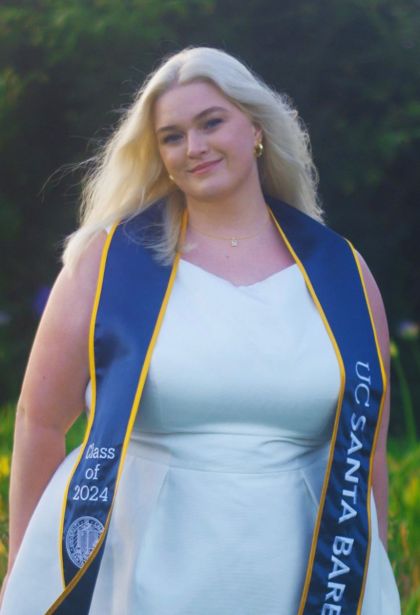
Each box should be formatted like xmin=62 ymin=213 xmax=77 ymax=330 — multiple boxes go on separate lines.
xmin=189 ymin=209 xmax=271 ymax=247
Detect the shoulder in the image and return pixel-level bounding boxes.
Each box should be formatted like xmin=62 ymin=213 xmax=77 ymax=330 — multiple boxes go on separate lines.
xmin=57 ymin=231 xmax=108 ymax=311
xmin=69 ymin=230 xmax=109 ymax=288
xmin=39 ymin=231 xmax=108 ymax=350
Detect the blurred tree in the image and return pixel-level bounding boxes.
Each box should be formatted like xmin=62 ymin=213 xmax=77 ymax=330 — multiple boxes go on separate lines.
xmin=0 ymin=0 xmax=419 ymax=419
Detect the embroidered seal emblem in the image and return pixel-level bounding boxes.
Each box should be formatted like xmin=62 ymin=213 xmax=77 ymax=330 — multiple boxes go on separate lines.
xmin=65 ymin=516 xmax=104 ymax=568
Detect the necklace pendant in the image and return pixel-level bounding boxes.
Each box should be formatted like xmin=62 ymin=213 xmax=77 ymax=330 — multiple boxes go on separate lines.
xmin=231 ymin=238 xmax=238 ymax=247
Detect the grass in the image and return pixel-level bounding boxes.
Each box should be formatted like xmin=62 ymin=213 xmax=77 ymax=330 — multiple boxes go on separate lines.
xmin=0 ymin=405 xmax=419 ymax=611
xmin=387 ymin=438 xmax=420 ymax=613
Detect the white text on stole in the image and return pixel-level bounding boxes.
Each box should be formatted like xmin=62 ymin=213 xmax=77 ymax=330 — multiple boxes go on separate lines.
xmin=321 ymin=360 xmax=371 ymax=614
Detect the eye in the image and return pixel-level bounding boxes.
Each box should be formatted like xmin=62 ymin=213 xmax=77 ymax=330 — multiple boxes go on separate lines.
xmin=203 ymin=117 xmax=223 ymax=130
xmin=161 ymin=132 xmax=183 ymax=145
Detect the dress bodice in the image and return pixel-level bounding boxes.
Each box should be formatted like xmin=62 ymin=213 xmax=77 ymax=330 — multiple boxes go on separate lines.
xmin=86 ymin=259 xmax=340 ymax=472
xmin=137 ymin=260 xmax=340 ymax=436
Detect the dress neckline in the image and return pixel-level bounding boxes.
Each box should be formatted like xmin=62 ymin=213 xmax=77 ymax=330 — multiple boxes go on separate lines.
xmin=178 ymin=259 xmax=299 ymax=289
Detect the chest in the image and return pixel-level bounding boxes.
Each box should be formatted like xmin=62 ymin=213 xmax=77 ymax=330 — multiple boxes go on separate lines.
xmin=182 ymin=221 xmax=294 ymax=286
xmin=134 ymin=263 xmax=341 ymax=440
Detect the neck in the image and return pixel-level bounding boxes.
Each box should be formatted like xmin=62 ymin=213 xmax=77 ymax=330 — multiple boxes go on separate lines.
xmin=185 ymin=184 xmax=268 ymax=236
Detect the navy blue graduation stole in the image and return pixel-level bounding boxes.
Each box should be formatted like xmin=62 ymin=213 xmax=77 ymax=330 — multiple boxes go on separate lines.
xmin=46 ymin=197 xmax=386 ymax=614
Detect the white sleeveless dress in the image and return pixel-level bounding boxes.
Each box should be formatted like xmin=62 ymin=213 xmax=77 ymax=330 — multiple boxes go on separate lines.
xmin=1 ymin=260 xmax=401 ymax=614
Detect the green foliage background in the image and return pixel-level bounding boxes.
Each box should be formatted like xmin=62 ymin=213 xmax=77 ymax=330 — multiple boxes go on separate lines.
xmin=1 ymin=0 xmax=419 ymax=421
xmin=0 ymin=0 xmax=419 ymax=609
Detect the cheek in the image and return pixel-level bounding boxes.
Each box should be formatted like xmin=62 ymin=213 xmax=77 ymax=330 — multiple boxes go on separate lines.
xmin=225 ymin=140 xmax=256 ymax=171
xmin=220 ymin=130 xmax=255 ymax=161
xmin=159 ymin=148 xmax=179 ymax=172
xmin=238 ymin=128 xmax=256 ymax=154
xmin=157 ymin=146 xmax=167 ymax=168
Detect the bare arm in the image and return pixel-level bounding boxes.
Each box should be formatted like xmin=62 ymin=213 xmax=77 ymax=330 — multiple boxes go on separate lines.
xmin=5 ymin=232 xmax=107 ymax=575
xmin=356 ymin=252 xmax=391 ymax=549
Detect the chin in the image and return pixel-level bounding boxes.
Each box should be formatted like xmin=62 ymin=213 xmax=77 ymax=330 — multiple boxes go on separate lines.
xmin=185 ymin=179 xmax=239 ymax=203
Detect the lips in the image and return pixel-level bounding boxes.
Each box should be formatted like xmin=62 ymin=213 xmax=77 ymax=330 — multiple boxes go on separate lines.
xmin=188 ymin=159 xmax=222 ymax=174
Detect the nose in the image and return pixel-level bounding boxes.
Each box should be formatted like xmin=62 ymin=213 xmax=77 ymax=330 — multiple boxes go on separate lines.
xmin=186 ymin=130 xmax=208 ymax=157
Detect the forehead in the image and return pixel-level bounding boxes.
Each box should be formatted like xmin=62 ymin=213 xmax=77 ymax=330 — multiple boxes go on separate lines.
xmin=153 ymin=81 xmax=242 ymax=127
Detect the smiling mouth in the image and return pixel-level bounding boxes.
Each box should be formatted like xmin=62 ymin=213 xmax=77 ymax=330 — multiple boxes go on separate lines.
xmin=188 ymin=159 xmax=222 ymax=174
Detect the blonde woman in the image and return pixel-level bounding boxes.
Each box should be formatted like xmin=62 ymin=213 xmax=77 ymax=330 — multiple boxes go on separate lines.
xmin=1 ymin=47 xmax=400 ymax=614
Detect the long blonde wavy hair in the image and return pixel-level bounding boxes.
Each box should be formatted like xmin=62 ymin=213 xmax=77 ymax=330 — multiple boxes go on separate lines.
xmin=62 ymin=46 xmax=323 ymax=269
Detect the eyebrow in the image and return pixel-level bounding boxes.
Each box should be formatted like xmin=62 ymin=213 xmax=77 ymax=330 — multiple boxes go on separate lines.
xmin=156 ymin=106 xmax=228 ymax=134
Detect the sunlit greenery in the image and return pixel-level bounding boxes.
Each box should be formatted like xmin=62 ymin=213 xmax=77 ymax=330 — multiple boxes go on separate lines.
xmin=388 ymin=440 xmax=420 ymax=613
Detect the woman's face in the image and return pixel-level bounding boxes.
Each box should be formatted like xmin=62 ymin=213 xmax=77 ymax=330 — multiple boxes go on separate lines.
xmin=154 ymin=81 xmax=262 ymax=204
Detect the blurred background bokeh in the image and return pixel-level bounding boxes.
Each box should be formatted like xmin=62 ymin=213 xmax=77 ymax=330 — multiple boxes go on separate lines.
xmin=0 ymin=0 xmax=419 ymax=609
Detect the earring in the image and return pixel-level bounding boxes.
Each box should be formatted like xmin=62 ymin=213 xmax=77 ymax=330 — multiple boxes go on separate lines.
xmin=169 ymin=174 xmax=175 ymax=181
xmin=254 ymin=142 xmax=264 ymax=158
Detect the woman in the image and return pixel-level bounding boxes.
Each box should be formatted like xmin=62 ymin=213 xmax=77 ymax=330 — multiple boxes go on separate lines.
xmin=1 ymin=47 xmax=400 ymax=614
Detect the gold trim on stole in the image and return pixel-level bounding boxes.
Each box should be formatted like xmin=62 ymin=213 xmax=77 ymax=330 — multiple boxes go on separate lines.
xmin=47 ymin=213 xmax=187 ymax=613
xmin=348 ymin=242 xmax=387 ymax=614
xmin=268 ymin=210 xmax=387 ymax=613
xmin=267 ymin=209 xmax=347 ymax=615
